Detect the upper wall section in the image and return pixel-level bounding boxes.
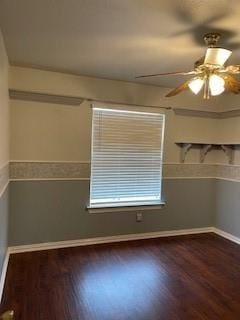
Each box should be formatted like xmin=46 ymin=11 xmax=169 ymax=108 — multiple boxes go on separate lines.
xmin=10 ymin=100 xmax=220 ymax=162
xmin=9 ymin=67 xmax=222 ymax=163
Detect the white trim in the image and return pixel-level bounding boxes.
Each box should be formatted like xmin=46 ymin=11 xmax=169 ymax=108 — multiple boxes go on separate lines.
xmin=164 ymin=163 xmax=240 ymax=167
xmin=163 ymin=176 xmax=217 ymax=180
xmin=9 ymin=161 xmax=234 ymax=165
xmin=0 ymin=181 xmax=9 ymax=199
xmin=215 ymin=177 xmax=240 ymax=183
xmin=0 ymin=249 xmax=10 ymax=303
xmin=164 ymin=176 xmax=216 ymax=180
xmin=163 ymin=162 xmax=216 ymax=165
xmin=10 ymin=177 xmax=213 ymax=182
xmin=8 ymin=227 xmax=214 ymax=254
xmin=171 ymin=177 xmax=240 ymax=183
xmin=9 ymin=177 xmax=240 ymax=182
xmin=10 ymin=160 xmax=90 ymax=163
xmin=10 ymin=178 xmax=90 ymax=182
xmin=8 ymin=177 xmax=240 ymax=183
xmin=9 ymin=161 xmax=240 ymax=167
xmin=88 ymin=203 xmax=165 ymax=213
xmin=213 ymin=227 xmax=240 ymax=245
xmin=165 ymin=177 xmax=240 ymax=182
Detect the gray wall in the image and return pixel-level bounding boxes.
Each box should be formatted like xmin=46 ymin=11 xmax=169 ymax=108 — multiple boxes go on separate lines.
xmin=215 ymin=179 xmax=240 ymax=238
xmin=0 ymin=187 xmax=9 ymax=271
xmin=9 ymin=178 xmax=215 ymax=246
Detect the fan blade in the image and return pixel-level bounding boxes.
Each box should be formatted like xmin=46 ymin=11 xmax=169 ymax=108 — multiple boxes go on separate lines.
xmin=224 ymin=65 xmax=240 ymax=73
xmin=165 ymin=80 xmax=190 ymax=97
xmin=135 ymin=70 xmax=196 ymax=79
xmin=223 ymin=75 xmax=240 ymax=94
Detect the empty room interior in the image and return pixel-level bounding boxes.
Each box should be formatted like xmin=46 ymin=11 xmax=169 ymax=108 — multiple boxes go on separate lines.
xmin=2 ymin=1 xmax=240 ymax=319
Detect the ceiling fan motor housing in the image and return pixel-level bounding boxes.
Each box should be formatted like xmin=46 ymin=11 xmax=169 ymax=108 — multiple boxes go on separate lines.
xmin=203 ymin=32 xmax=221 ymax=47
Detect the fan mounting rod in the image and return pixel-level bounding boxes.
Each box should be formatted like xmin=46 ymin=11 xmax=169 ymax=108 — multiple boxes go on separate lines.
xmin=203 ymin=32 xmax=221 ymax=47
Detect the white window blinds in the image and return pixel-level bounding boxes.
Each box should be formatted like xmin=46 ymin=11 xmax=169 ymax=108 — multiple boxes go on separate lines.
xmin=89 ymin=107 xmax=165 ymax=208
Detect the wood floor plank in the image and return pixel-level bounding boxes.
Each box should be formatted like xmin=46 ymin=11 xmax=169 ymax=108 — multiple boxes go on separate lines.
xmin=1 ymin=233 xmax=240 ymax=319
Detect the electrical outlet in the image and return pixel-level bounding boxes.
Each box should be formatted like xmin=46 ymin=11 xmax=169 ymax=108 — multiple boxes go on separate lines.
xmin=136 ymin=212 xmax=142 ymax=222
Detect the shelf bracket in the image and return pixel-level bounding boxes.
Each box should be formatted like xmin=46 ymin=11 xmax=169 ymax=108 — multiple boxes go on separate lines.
xmin=178 ymin=143 xmax=192 ymax=163
xmin=200 ymin=144 xmax=212 ymax=163
xmin=221 ymin=145 xmax=234 ymax=164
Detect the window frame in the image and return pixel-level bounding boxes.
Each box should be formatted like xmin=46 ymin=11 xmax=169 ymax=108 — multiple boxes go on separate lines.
xmin=88 ymin=104 xmax=166 ymax=212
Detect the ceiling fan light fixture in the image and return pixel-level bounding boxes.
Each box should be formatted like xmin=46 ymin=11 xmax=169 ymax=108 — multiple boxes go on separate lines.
xmin=188 ymin=78 xmax=204 ymax=94
xmin=204 ymin=48 xmax=232 ymax=66
xmin=209 ymin=74 xmax=225 ymax=96
xmin=137 ymin=32 xmax=240 ymax=99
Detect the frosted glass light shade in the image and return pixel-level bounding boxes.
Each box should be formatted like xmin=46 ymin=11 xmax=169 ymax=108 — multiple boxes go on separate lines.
xmin=188 ymin=78 xmax=204 ymax=94
xmin=204 ymin=48 xmax=232 ymax=66
xmin=209 ymin=74 xmax=225 ymax=96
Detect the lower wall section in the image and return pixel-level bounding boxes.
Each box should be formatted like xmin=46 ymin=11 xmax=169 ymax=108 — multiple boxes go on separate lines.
xmin=9 ymin=179 xmax=215 ymax=246
xmin=0 ymin=186 xmax=9 ymax=275
xmin=215 ymin=179 xmax=240 ymax=238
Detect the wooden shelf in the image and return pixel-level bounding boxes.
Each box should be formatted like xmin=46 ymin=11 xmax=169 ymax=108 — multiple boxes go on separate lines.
xmin=175 ymin=142 xmax=240 ymax=164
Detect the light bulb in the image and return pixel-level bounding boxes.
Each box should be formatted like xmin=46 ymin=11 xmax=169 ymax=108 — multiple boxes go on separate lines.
xmin=209 ymin=74 xmax=225 ymax=96
xmin=188 ymin=78 xmax=204 ymax=94
xmin=204 ymin=48 xmax=232 ymax=66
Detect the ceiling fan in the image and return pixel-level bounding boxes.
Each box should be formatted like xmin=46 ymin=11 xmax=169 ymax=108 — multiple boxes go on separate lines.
xmin=136 ymin=32 xmax=240 ymax=99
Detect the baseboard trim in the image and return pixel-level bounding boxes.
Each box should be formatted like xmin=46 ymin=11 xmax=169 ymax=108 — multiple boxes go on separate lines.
xmin=0 ymin=250 xmax=10 ymax=303
xmin=8 ymin=227 xmax=214 ymax=254
xmin=9 ymin=228 xmax=240 ymax=255
xmin=213 ymin=227 xmax=240 ymax=245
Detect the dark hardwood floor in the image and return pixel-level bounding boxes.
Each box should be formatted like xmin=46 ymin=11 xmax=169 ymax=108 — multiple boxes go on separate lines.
xmin=2 ymin=233 xmax=240 ymax=319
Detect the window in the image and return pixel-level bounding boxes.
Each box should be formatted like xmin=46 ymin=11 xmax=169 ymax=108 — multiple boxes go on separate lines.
xmin=89 ymin=107 xmax=165 ymax=209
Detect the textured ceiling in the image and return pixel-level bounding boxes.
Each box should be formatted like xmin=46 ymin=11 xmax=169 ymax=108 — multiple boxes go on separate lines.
xmin=0 ymin=0 xmax=240 ymax=87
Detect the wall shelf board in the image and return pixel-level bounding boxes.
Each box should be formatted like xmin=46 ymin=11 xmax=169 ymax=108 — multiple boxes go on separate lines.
xmin=175 ymin=142 xmax=240 ymax=164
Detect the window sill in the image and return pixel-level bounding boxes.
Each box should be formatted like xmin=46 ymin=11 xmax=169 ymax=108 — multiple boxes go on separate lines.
xmin=87 ymin=202 xmax=165 ymax=214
